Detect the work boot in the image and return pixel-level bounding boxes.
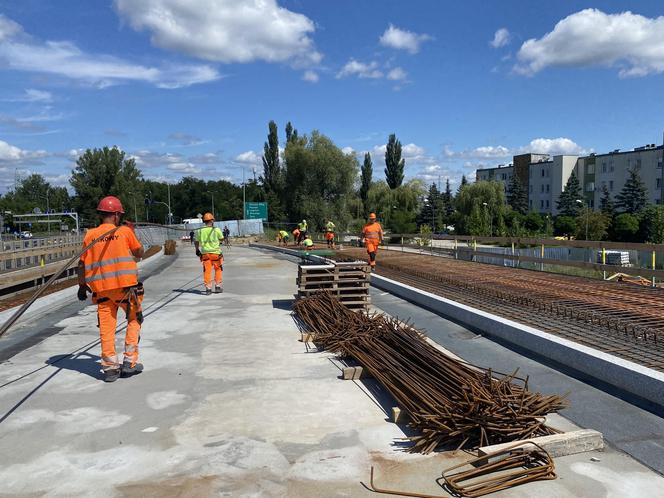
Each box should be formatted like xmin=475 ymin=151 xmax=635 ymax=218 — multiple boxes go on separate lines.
xmin=121 ymin=360 xmax=144 ymax=378
xmin=104 ymin=368 xmax=121 ymax=383
xmin=215 ymin=285 xmax=223 ymax=294
xmin=205 ymin=288 xmax=212 ymax=295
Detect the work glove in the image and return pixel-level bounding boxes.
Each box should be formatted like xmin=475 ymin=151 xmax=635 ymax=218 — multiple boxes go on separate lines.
xmin=195 ymin=249 xmax=202 ymax=258
xmin=77 ymin=286 xmax=88 ymax=301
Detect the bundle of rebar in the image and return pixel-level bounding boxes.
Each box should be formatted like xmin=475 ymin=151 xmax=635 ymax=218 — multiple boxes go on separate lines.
xmin=293 ymin=293 xmax=568 ymax=453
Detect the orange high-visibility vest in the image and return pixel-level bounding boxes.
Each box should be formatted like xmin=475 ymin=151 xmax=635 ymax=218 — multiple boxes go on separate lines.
xmin=362 ymin=222 xmax=383 ymax=240
xmin=81 ymin=223 xmax=142 ymax=293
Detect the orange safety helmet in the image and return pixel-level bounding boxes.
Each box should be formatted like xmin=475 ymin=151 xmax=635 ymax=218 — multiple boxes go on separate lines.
xmin=368 ymin=212 xmax=377 ymax=220
xmin=97 ymin=196 xmax=125 ymax=214
xmin=202 ymin=212 xmax=215 ymax=222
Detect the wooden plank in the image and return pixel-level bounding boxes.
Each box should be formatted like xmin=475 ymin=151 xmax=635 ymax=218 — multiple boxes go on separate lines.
xmin=478 ymin=429 xmax=603 ymax=459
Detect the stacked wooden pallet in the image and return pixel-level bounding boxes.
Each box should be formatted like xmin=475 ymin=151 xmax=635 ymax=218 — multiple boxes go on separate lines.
xmin=297 ymin=260 xmax=371 ymax=311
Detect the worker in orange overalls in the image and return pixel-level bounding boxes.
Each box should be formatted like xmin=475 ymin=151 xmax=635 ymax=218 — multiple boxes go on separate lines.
xmin=361 ymin=212 xmax=383 ymax=271
xmin=77 ymin=196 xmax=144 ymax=383
xmin=194 ymin=212 xmax=224 ymax=295
xmin=292 ymin=226 xmax=301 ymax=246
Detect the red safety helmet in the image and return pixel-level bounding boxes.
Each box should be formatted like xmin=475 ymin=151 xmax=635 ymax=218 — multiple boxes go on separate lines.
xmin=97 ymin=196 xmax=125 ymax=214
xmin=202 ymin=212 xmax=215 ymax=222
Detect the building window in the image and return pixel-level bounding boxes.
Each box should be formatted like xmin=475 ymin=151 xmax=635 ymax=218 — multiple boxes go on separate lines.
xmin=546 ymin=200 xmax=550 ymax=208
xmin=585 ymin=182 xmax=595 ymax=192
xmin=587 ymin=163 xmax=595 ymax=174
xmin=541 ymin=184 xmax=544 ymax=193
xmin=541 ymin=169 xmax=545 ymax=177
xmin=657 ymin=178 xmax=661 ymax=189
xmin=636 ymin=159 xmax=642 ymax=170
xmin=609 ymin=160 xmax=614 ymax=172
xmin=546 ymin=184 xmax=550 ymax=193
xmin=609 ymin=180 xmax=613 ymax=191
xmin=658 ymin=158 xmax=662 ymax=169
xmin=602 ymin=162 xmax=607 ymax=173
xmin=590 ymin=199 xmax=594 ymax=208
xmin=540 ymin=200 xmax=544 ymax=209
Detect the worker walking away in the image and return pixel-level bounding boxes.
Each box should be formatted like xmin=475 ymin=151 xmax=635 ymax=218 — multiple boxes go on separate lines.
xmin=325 ymin=219 xmax=336 ymax=248
xmin=292 ymin=226 xmax=301 ymax=246
xmin=189 ymin=230 xmax=194 ymax=245
xmin=195 ymin=212 xmax=224 ymax=295
xmin=77 ymin=196 xmax=144 ymax=383
xmin=223 ymin=225 xmax=230 ymax=246
xmin=361 ymin=213 xmax=383 ymax=272
xmin=278 ymin=229 xmax=290 ymax=246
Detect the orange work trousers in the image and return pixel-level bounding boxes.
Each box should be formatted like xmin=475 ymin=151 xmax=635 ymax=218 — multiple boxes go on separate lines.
xmin=365 ymin=239 xmax=379 ymax=267
xmin=94 ymin=287 xmax=143 ymax=371
xmin=202 ymin=253 xmax=223 ymax=288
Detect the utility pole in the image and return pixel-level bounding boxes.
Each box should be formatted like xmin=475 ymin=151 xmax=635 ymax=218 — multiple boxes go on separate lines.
xmin=206 ymin=191 xmax=215 ymax=219
xmin=167 ymin=183 xmax=172 ymax=225
xmin=45 ymin=188 xmax=50 ymax=235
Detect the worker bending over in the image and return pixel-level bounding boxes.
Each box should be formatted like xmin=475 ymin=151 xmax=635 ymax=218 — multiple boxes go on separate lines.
xmin=195 ymin=212 xmax=224 ymax=295
xmin=292 ymin=227 xmax=301 ymax=245
xmin=325 ymin=219 xmax=336 ymax=248
xmin=303 ymin=234 xmax=314 ymax=250
xmin=361 ymin=212 xmax=383 ymax=271
xmin=77 ymin=196 xmax=144 ymax=383
xmin=278 ymin=230 xmax=290 ymax=246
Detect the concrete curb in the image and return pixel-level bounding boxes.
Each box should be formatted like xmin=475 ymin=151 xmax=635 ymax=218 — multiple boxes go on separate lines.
xmin=371 ymin=274 xmax=664 ymax=410
xmin=0 ymin=250 xmax=168 ymax=326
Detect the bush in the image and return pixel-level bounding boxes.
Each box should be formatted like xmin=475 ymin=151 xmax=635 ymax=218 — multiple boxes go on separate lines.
xmin=611 ymin=213 xmax=640 ymax=242
xmin=554 ymin=216 xmax=576 ymax=239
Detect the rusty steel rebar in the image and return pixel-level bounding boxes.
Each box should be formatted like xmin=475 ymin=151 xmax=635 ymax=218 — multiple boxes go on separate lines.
xmin=293 ymin=293 xmax=568 ymax=454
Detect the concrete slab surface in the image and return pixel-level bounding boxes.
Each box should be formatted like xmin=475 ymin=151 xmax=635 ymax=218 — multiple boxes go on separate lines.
xmin=0 ymin=246 xmax=662 ymax=497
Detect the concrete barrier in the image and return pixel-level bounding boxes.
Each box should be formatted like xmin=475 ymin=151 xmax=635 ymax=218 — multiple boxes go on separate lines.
xmin=371 ymin=274 xmax=664 ymax=411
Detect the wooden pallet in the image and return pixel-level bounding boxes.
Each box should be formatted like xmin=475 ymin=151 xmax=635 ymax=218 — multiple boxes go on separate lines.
xmin=297 ymin=258 xmax=371 ymax=311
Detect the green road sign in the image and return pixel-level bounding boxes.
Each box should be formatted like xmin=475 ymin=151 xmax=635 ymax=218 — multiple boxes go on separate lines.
xmin=244 ymin=202 xmax=268 ymax=220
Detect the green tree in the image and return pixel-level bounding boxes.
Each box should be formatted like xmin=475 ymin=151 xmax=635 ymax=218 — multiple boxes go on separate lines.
xmin=359 ymin=152 xmax=372 ymax=212
xmin=384 ymin=133 xmax=404 ymax=189
xmin=442 ymin=178 xmax=454 ymax=219
xmin=554 ymin=216 xmax=576 ymax=239
xmin=611 ymin=213 xmax=640 ymax=242
xmin=506 ymin=174 xmax=528 ymax=215
xmin=575 ymin=210 xmax=609 ymax=241
xmin=556 ymin=172 xmax=582 ymax=217
xmin=599 ymin=185 xmax=615 ymax=217
xmin=615 ymin=168 xmax=648 ymax=214
xmin=283 ymin=130 xmax=358 ymax=230
xmin=70 ymin=147 xmax=143 ymax=224
xmin=285 ymin=121 xmax=293 ymax=143
xmin=455 ymin=181 xmax=505 ymax=235
xmin=638 ymin=205 xmax=664 ymax=243
xmin=418 ymin=182 xmax=442 ymax=231
xmin=523 ymin=212 xmax=544 ymax=233
xmin=261 ymin=120 xmax=281 ymax=193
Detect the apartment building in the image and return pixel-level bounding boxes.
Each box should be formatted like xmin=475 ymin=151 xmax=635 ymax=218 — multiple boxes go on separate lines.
xmin=476 ymin=142 xmax=664 ymax=214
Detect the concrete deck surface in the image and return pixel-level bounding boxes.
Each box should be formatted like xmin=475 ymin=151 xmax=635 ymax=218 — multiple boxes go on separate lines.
xmin=0 ymin=246 xmax=662 ymax=497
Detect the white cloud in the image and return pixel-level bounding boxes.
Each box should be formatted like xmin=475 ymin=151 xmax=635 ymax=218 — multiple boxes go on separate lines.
xmin=114 ymin=0 xmax=322 ymax=66
xmin=167 ymin=132 xmax=204 ymax=146
xmin=0 ymin=139 xmax=47 ymax=163
xmin=234 ymin=150 xmax=261 ymax=165
xmin=167 ymin=162 xmax=201 ymax=174
xmin=337 ymin=59 xmax=383 ymax=79
xmin=386 ymin=67 xmax=407 ymax=81
xmin=302 ymin=70 xmax=319 ymax=83
xmin=341 ymin=146 xmax=354 ymax=155
xmin=3 ymin=88 xmax=53 ymax=103
xmin=522 ymin=137 xmax=586 ymax=155
xmin=490 ymin=28 xmax=511 ymax=48
xmin=515 ymin=9 xmax=664 ymax=77
xmin=379 ymin=24 xmax=432 ymax=54
xmin=0 ymin=14 xmax=219 ymax=88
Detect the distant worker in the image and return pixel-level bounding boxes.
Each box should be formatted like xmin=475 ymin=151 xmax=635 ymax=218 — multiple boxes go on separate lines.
xmin=298 ymin=219 xmax=308 ymax=243
xmin=302 ymin=233 xmax=314 ymax=250
xmin=194 ymin=212 xmax=224 ymax=295
xmin=361 ymin=213 xmax=383 ymax=271
xmin=325 ymin=219 xmax=336 ymax=248
xmin=278 ymin=229 xmax=290 ymax=246
xmin=189 ymin=230 xmax=194 ymax=245
xmin=292 ymin=226 xmax=301 ymax=246
xmin=77 ymin=196 xmax=145 ymax=383
xmin=223 ymin=225 xmax=231 ymax=247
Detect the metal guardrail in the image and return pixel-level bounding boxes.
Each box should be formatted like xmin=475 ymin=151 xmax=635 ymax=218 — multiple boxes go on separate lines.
xmin=0 ymin=235 xmax=84 ymax=273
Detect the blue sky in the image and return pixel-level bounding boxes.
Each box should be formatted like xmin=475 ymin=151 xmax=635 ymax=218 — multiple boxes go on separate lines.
xmin=1 ymin=0 xmax=664 ymax=192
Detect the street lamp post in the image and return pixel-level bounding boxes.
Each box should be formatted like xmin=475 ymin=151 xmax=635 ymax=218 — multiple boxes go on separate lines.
xmin=206 ymin=191 xmax=215 ymax=220
xmin=128 ymin=192 xmax=139 ymax=221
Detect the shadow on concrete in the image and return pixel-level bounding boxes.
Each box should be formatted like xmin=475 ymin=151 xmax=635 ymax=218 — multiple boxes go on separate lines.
xmin=272 ymin=299 xmax=295 ymax=311
xmin=46 ymin=352 xmax=101 ymax=380
xmin=171 ymin=287 xmax=205 ymax=295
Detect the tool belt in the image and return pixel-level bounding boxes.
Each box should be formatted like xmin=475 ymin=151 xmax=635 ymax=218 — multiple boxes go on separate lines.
xmin=201 ymin=253 xmax=222 ymax=262
xmin=92 ymin=282 xmax=144 ymax=324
